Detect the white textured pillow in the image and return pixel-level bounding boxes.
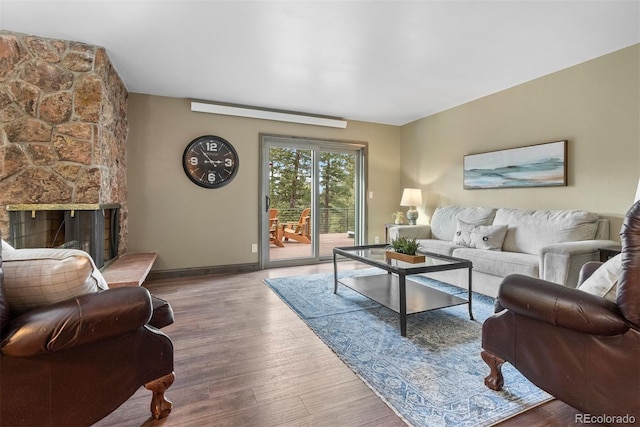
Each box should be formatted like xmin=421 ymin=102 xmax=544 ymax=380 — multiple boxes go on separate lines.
xmin=453 ymin=219 xmax=476 ymax=246
xmin=1 ymin=239 xmax=15 ymax=254
xmin=431 ymin=206 xmax=496 ymax=241
xmin=469 ymin=224 xmax=508 ymax=250
xmin=578 ymin=254 xmax=621 ymax=302
xmin=453 ymin=219 xmax=507 ymax=251
xmin=2 ymin=248 xmax=109 ymax=313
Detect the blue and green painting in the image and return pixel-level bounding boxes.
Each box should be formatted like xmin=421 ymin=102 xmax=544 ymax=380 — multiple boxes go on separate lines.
xmin=464 ymin=141 xmax=566 ymax=189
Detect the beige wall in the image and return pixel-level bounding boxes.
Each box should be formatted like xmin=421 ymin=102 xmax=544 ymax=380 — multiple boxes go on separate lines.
xmin=401 ymin=44 xmax=640 ymax=240
xmin=126 ymin=95 xmax=401 ymax=271
xmin=128 ymin=44 xmax=638 ymax=271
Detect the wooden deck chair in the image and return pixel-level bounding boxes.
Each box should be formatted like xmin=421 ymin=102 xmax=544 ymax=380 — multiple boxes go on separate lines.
xmin=282 ymin=208 xmax=311 ymax=244
xmin=269 ymin=208 xmax=284 ymax=247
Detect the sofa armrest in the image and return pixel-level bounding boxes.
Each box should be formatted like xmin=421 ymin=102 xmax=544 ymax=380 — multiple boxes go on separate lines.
xmin=388 ymin=225 xmax=431 ymax=240
xmin=499 ymin=274 xmax=629 ymax=336
xmin=539 ymin=239 xmax=620 ymax=287
xmin=1 ymin=287 xmax=152 ymax=357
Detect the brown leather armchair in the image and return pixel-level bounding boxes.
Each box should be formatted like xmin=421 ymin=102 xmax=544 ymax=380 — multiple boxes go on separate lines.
xmin=481 ymin=202 xmax=640 ymax=421
xmin=0 ymin=246 xmax=175 ymax=426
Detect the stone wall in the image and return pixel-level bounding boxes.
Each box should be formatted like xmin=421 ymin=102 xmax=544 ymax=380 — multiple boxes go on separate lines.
xmin=0 ymin=31 xmax=128 ymax=253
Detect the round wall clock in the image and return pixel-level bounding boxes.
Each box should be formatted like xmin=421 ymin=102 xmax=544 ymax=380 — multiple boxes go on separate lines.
xmin=182 ymin=135 xmax=239 ymax=188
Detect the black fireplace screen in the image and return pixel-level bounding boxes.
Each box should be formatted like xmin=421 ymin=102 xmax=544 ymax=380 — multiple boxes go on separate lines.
xmin=7 ymin=204 xmax=120 ymax=269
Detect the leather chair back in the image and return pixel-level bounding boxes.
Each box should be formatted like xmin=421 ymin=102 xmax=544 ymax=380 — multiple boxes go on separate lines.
xmin=619 ymin=201 xmax=640 ymax=327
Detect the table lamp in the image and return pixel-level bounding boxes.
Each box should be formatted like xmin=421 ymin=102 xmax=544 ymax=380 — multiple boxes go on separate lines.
xmin=400 ymin=188 xmax=422 ymax=225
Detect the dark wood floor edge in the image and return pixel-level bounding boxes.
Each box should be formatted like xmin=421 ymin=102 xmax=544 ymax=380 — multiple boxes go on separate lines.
xmin=491 ymin=397 xmax=557 ymax=426
xmin=147 ymin=263 xmax=260 ymax=282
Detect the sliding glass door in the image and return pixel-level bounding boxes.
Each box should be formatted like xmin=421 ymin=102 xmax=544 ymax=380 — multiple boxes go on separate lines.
xmin=260 ymin=135 xmax=366 ymax=268
xmin=267 ymin=144 xmax=314 ymax=261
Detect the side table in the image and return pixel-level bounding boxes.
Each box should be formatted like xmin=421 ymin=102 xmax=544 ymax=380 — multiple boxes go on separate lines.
xmin=598 ymin=247 xmax=621 ymax=262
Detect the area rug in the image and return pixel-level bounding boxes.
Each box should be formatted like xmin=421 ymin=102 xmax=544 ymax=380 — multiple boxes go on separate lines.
xmin=264 ymin=270 xmax=552 ymax=427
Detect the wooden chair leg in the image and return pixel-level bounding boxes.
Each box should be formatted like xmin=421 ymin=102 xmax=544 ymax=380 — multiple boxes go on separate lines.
xmin=274 ymin=225 xmax=284 ymax=247
xmin=481 ymin=350 xmax=505 ymax=391
xmin=144 ymin=371 xmax=175 ymax=419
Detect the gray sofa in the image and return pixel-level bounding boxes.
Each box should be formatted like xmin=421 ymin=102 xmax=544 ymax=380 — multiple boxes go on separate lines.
xmin=388 ymin=206 xmax=619 ymax=297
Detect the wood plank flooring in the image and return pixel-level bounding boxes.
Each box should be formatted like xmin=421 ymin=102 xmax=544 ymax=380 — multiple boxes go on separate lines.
xmin=95 ymin=262 xmax=593 ymax=427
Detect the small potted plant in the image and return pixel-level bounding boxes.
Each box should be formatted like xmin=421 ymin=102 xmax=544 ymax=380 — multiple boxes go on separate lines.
xmin=385 ymin=236 xmax=425 ymax=263
xmin=391 ymin=211 xmax=405 ymax=224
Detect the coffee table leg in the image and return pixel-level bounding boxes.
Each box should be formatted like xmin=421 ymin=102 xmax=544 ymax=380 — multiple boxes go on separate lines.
xmin=399 ymin=274 xmax=407 ymax=336
xmin=333 ymin=251 xmax=339 ymax=294
xmin=468 ymin=267 xmax=474 ymax=320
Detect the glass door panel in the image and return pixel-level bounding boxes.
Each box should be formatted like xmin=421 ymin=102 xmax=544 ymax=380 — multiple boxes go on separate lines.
xmin=318 ymin=151 xmax=357 ymax=258
xmin=261 ymin=135 xmax=365 ymax=268
xmin=268 ymin=146 xmax=314 ymax=262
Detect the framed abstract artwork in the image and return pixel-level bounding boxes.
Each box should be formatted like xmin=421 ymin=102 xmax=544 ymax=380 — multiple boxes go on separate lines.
xmin=463 ymin=140 xmax=567 ymax=189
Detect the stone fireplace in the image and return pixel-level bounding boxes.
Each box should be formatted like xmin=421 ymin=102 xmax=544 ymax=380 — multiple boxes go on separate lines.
xmin=7 ymin=203 xmax=120 ymax=268
xmin=0 ymin=31 xmax=128 ymax=259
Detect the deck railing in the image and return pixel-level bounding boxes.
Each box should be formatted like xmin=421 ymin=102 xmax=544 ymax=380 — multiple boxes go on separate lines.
xmin=274 ymin=207 xmax=355 ymax=234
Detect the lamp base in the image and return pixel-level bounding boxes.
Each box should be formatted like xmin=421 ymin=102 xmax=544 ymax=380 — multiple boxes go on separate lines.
xmin=406 ymin=207 xmax=418 ymax=225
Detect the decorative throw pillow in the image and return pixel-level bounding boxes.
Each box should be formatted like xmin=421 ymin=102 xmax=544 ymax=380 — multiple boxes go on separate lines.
xmin=452 ymin=219 xmax=476 ymax=247
xmin=578 ymin=254 xmax=621 ymax=302
xmin=2 ymin=248 xmax=109 ymax=313
xmin=453 ymin=219 xmax=508 ymax=251
xmin=1 ymin=239 xmax=15 ymax=254
xmin=469 ymin=224 xmax=508 ymax=251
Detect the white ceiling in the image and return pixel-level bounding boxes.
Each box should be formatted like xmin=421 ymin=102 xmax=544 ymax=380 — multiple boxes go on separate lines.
xmin=1 ymin=1 xmax=639 ymax=126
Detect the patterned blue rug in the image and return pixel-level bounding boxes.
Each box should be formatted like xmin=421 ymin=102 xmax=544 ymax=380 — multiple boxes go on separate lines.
xmin=264 ymin=269 xmax=551 ymax=427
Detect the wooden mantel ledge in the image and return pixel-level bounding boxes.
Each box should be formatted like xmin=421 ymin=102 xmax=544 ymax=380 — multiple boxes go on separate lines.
xmin=102 ymin=252 xmax=158 ymax=288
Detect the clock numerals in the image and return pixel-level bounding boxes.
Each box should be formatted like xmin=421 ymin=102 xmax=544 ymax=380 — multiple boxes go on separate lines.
xmin=183 ymin=135 xmax=239 ymax=189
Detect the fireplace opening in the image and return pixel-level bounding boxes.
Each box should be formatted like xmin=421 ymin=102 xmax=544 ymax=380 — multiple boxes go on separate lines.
xmin=7 ymin=204 xmax=121 ymax=269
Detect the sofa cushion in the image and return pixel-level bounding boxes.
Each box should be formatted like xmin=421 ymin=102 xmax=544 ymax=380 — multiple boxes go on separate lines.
xmin=578 ymin=254 xmax=621 ymax=302
xmin=452 ymin=247 xmax=539 ymax=278
xmin=2 ymin=248 xmax=109 ymax=313
xmin=430 ymin=206 xmax=497 ymax=241
xmin=493 ymin=208 xmax=599 ymax=255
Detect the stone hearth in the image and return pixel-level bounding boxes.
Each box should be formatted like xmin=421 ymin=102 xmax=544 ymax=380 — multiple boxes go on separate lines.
xmin=0 ymin=31 xmax=128 ymax=254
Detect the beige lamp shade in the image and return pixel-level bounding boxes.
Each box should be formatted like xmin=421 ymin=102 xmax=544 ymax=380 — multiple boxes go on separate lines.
xmin=400 ymin=188 xmax=422 ymax=225
xmin=400 ymin=188 xmax=423 ymax=207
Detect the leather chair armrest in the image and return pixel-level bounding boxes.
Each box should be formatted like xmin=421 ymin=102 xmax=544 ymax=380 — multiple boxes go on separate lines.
xmin=149 ymin=295 xmax=174 ymax=329
xmin=499 ymin=274 xmax=629 ymax=336
xmin=1 ymin=287 xmax=152 ymax=357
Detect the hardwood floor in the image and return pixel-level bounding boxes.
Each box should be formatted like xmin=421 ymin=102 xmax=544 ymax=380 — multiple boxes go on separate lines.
xmin=95 ymin=262 xmax=593 ymax=427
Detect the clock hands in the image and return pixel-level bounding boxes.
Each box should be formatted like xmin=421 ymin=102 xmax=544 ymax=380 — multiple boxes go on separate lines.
xmin=201 ymin=149 xmax=225 ymax=167
xmin=201 ymin=149 xmax=214 ymax=163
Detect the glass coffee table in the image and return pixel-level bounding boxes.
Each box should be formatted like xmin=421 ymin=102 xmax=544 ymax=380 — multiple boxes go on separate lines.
xmin=333 ymin=244 xmax=473 ymax=337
